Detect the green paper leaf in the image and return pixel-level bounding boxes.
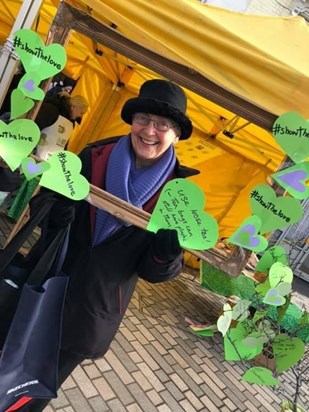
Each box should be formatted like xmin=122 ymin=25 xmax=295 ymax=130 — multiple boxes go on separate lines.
xmin=269 ymin=262 xmax=293 ymax=288
xmin=242 ymin=367 xmax=280 ymax=386
xmin=250 ymin=184 xmax=303 ymax=234
xmin=255 ymin=279 xmax=271 ymax=297
xmin=272 ymin=162 xmax=309 ymax=200
xmin=232 ymin=299 xmax=251 ymax=322
xmin=298 ymin=310 xmax=309 ymax=327
xmin=21 ymin=157 xmax=50 ymax=180
xmin=224 ymin=322 xmax=263 ymax=361
xmin=13 ymin=29 xmax=67 ymax=80
xmin=263 ymin=288 xmax=286 ymax=306
xmin=17 ymin=72 xmax=45 ymax=101
xmin=217 ymin=303 xmax=233 ymax=336
xmin=276 ymin=282 xmax=292 ymax=297
xmin=242 ymin=332 xmax=269 ymax=348
xmin=0 ymin=119 xmax=40 ymax=171
xmin=228 ymin=215 xmax=268 ymax=253
xmin=280 ymin=400 xmax=306 ymax=412
xmin=147 ymin=178 xmax=219 ymax=250
xmin=10 ymin=89 xmax=35 ymax=119
xmin=273 ymin=334 xmax=305 ymax=372
xmin=252 ymin=310 xmax=268 ymax=323
xmin=255 ymin=246 xmax=288 ymax=273
xmin=39 ymin=151 xmax=90 ymax=200
xmin=189 ymin=325 xmax=216 ymax=337
xmin=272 ymin=112 xmax=309 ymax=164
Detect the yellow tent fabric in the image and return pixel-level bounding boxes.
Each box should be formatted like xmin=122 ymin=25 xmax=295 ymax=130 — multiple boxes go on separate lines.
xmin=0 ymin=0 xmax=308 ymax=239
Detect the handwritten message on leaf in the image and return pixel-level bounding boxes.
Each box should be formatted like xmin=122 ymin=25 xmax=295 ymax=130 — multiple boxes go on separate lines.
xmin=13 ymin=29 xmax=67 ymax=80
xmin=147 ymin=179 xmax=218 ymax=250
xmin=250 ymin=184 xmax=303 ymax=234
xmin=39 ymin=151 xmax=90 ymax=200
xmin=0 ymin=119 xmax=40 ymax=171
xmin=272 ymin=112 xmax=309 ymax=164
xmin=273 ymin=334 xmax=305 ymax=372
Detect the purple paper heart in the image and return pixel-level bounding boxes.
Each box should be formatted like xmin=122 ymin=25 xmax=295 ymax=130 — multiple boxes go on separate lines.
xmin=27 ymin=163 xmax=42 ymax=175
xmin=23 ymin=79 xmax=35 ymax=92
xmin=235 ymin=224 xmax=260 ymax=247
xmin=278 ymin=170 xmax=307 ymax=193
xmin=263 ymin=288 xmax=285 ymax=306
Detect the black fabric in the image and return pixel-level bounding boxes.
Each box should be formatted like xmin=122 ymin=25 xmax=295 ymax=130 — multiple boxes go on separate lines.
xmin=0 ymin=168 xmax=22 ymax=192
xmin=54 ymin=138 xmax=198 ymax=358
xmin=0 ymin=193 xmax=62 ymax=348
xmin=121 ymin=79 xmax=193 ymax=139
xmin=0 ymin=275 xmax=68 ymax=410
xmin=151 ymin=228 xmax=182 ymax=261
xmin=18 ymin=350 xmax=83 ymax=411
xmin=34 ymin=93 xmax=73 ymax=130
xmin=23 ymin=137 xmax=199 ymax=359
xmin=0 ymin=223 xmax=70 ymax=410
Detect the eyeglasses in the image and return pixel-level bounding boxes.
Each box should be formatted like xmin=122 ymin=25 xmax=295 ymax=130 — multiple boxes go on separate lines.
xmin=132 ymin=113 xmax=178 ymax=132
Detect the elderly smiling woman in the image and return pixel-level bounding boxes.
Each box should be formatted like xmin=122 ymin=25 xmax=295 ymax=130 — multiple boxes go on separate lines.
xmin=22 ymin=79 xmax=199 ymax=411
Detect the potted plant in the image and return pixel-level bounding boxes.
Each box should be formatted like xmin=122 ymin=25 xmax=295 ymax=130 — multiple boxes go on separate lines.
xmin=190 ymin=246 xmax=309 ymax=412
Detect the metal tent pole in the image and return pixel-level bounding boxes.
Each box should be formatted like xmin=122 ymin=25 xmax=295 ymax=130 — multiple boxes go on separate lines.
xmin=0 ymin=0 xmax=44 ymax=108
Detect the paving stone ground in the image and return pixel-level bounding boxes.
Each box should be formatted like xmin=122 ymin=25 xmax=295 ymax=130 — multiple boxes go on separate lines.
xmin=0 ymin=215 xmax=308 ymax=412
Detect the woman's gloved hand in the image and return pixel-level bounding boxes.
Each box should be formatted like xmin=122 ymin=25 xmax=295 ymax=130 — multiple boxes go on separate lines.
xmin=151 ymin=229 xmax=182 ymax=261
xmin=48 ymin=203 xmax=76 ymax=228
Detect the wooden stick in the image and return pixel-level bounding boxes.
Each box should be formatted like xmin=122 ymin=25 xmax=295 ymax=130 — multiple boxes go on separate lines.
xmin=30 ymin=154 xmax=249 ymax=276
xmin=88 ymin=184 xmax=250 ymax=277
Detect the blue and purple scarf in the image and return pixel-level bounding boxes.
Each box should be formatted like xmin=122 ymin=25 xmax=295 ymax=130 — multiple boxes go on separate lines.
xmin=92 ymin=136 xmax=176 ymax=245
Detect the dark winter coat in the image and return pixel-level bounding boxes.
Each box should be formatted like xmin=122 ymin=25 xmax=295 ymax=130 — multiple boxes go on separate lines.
xmin=34 ymin=93 xmax=74 ymax=131
xmin=59 ymin=136 xmax=199 ymax=358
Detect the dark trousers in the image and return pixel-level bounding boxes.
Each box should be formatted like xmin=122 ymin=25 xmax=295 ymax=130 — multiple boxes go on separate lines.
xmin=20 ymin=350 xmax=84 ymax=411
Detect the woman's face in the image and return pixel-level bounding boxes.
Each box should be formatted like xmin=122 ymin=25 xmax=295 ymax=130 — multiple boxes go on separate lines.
xmin=131 ymin=113 xmax=180 ymax=168
xmin=70 ymin=104 xmax=87 ymax=121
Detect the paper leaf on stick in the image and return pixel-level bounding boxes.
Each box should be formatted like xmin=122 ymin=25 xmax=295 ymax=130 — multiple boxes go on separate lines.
xmin=272 ymin=112 xmax=309 ymax=164
xmin=273 ymin=334 xmax=305 ymax=372
xmin=13 ymin=29 xmax=67 ymax=80
xmin=269 ymin=262 xmax=293 ymax=288
xmin=255 ymin=246 xmax=288 ymax=273
xmin=263 ymin=288 xmax=286 ymax=306
xmin=232 ymin=299 xmax=251 ymax=322
xmin=242 ymin=367 xmax=280 ymax=386
xmin=0 ymin=119 xmax=40 ymax=171
xmin=250 ymin=184 xmax=303 ymax=234
xmin=224 ymin=322 xmax=263 ymax=361
xmin=39 ymin=151 xmax=90 ymax=200
xmin=10 ymin=89 xmax=35 ymax=119
xmin=228 ymin=215 xmax=268 ymax=253
xmin=272 ymin=162 xmax=309 ymax=200
xmin=217 ymin=303 xmax=233 ymax=336
xmin=17 ymin=72 xmax=45 ymax=101
xmin=147 ymin=179 xmax=219 ymax=250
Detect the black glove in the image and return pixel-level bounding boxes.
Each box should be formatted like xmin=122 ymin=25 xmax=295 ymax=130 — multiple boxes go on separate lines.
xmin=48 ymin=203 xmax=76 ymax=228
xmin=30 ymin=191 xmax=75 ymax=228
xmin=151 ymin=229 xmax=182 ymax=261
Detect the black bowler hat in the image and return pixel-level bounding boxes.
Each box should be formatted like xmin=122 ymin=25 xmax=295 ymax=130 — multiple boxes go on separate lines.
xmin=121 ymin=79 xmax=193 ymax=140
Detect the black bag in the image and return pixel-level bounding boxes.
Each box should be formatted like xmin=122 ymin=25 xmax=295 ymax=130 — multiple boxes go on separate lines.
xmin=0 ymin=194 xmax=57 ymax=347
xmin=0 ymin=225 xmax=70 ymax=411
